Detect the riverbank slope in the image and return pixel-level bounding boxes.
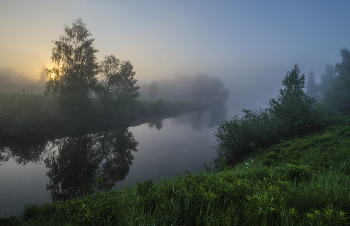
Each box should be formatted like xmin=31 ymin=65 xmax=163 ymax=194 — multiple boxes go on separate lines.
xmin=2 ymin=118 xmax=350 ymax=225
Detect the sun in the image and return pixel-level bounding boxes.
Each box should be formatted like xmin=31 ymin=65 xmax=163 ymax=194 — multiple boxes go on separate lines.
xmin=48 ymin=72 xmax=55 ymax=79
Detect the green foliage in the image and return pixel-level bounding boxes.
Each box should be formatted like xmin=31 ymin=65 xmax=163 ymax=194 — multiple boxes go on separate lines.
xmin=7 ymin=123 xmax=350 ymax=225
xmin=45 ymin=19 xmax=99 ymax=122
xmin=98 ymin=55 xmax=140 ymax=124
xmin=323 ymin=48 xmax=350 ymax=114
xmin=44 ymin=19 xmax=141 ymax=128
xmin=0 ymin=216 xmax=18 ymax=226
xmin=214 ymin=108 xmax=279 ymax=167
xmin=213 ymin=64 xmax=326 ymax=168
xmin=269 ymin=63 xmax=324 ymax=140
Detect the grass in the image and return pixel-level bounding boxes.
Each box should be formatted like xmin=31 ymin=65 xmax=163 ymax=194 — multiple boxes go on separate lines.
xmin=2 ymin=121 xmax=350 ymax=225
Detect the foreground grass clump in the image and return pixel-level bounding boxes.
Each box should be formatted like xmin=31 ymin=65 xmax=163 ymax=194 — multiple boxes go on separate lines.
xmin=3 ymin=125 xmax=350 ymax=225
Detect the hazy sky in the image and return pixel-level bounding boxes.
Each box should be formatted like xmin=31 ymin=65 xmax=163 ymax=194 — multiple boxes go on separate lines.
xmin=1 ymin=0 xmax=350 ymax=109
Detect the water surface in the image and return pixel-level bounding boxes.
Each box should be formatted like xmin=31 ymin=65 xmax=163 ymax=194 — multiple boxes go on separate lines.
xmin=0 ymin=108 xmax=229 ymax=216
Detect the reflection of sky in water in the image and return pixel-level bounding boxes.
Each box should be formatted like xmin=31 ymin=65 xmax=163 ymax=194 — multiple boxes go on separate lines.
xmin=0 ymin=106 xmax=236 ymax=216
xmin=115 ymin=118 xmax=217 ymax=188
xmin=0 ymin=159 xmax=51 ymax=216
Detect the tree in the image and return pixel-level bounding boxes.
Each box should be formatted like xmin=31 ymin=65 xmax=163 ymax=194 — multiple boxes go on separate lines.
xmin=306 ymin=71 xmax=318 ymax=99
xmin=268 ymin=64 xmax=322 ymax=139
xmin=319 ymin=64 xmax=337 ymax=98
xmin=44 ymin=19 xmax=99 ymax=117
xmin=190 ymin=74 xmax=229 ymax=105
xmin=98 ymin=55 xmax=140 ymax=122
xmin=148 ymin=80 xmax=158 ymax=98
xmin=323 ymin=48 xmax=350 ymax=113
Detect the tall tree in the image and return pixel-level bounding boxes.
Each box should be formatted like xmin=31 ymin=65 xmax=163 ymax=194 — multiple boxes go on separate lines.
xmin=323 ymin=48 xmax=350 ymax=113
xmin=98 ymin=55 xmax=140 ymax=123
xmin=306 ymin=71 xmax=318 ymax=99
xmin=269 ymin=64 xmax=322 ymax=139
xmin=44 ymin=19 xmax=99 ymax=117
xmin=319 ymin=64 xmax=337 ymax=98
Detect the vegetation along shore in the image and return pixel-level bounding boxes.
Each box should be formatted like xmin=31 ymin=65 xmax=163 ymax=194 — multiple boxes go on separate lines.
xmin=1 ymin=18 xmax=350 ymax=225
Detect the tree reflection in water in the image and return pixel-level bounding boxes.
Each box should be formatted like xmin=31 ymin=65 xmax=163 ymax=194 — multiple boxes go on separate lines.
xmin=148 ymin=119 xmax=163 ymax=131
xmin=44 ymin=128 xmax=138 ymax=202
xmin=172 ymin=104 xmax=227 ymax=131
xmin=0 ymin=140 xmax=48 ymax=166
xmin=0 ymin=105 xmax=226 ymax=203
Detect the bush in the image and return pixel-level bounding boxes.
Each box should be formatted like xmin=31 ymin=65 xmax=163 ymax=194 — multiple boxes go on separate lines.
xmin=213 ymin=108 xmax=279 ymax=167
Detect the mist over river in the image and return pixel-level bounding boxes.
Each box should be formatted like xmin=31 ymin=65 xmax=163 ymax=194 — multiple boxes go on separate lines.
xmin=0 ymin=106 xmax=235 ymax=216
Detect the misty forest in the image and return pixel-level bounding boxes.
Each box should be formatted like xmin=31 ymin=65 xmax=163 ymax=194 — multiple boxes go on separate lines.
xmin=1 ymin=18 xmax=350 ymax=226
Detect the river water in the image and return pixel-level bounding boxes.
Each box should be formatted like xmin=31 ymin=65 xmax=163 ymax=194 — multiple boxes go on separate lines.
xmin=0 ymin=107 xmax=231 ymax=216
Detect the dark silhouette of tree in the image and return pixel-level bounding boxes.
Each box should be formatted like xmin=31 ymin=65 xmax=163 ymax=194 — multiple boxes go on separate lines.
xmin=148 ymin=119 xmax=163 ymax=130
xmin=190 ymin=74 xmax=229 ymax=105
xmin=0 ymin=137 xmax=49 ymax=166
xmin=148 ymin=80 xmax=158 ymax=98
xmin=269 ymin=64 xmax=322 ymax=139
xmin=44 ymin=19 xmax=99 ymax=120
xmin=45 ymin=135 xmax=101 ymax=202
xmin=98 ymin=55 xmax=140 ymax=123
xmin=306 ymin=71 xmax=318 ymax=99
xmin=319 ymin=64 xmax=337 ymax=98
xmin=140 ymin=74 xmax=229 ymax=107
xmin=44 ymin=128 xmax=138 ymax=202
xmin=323 ymin=48 xmax=350 ymax=113
xmin=98 ymin=129 xmax=138 ymax=189
xmin=7 ymin=142 xmax=47 ymax=165
xmin=0 ymin=147 xmax=11 ymax=166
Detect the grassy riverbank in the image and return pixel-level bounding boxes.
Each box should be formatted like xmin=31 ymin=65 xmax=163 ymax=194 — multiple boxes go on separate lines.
xmin=2 ymin=121 xmax=350 ymax=225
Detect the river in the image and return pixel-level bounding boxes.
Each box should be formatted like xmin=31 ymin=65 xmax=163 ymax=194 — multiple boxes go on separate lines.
xmin=0 ymin=107 xmax=232 ymax=216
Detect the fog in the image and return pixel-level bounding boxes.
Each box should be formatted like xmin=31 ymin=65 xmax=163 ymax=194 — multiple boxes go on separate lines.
xmin=1 ymin=1 xmax=350 ymax=115
xmin=0 ymin=67 xmax=46 ymax=94
xmin=139 ymin=74 xmax=229 ymax=105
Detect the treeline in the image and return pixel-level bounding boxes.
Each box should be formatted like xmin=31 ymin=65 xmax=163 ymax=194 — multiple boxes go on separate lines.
xmin=139 ymin=74 xmax=229 ymax=106
xmin=213 ymin=48 xmax=350 ymax=168
xmin=306 ymin=48 xmax=350 ymax=114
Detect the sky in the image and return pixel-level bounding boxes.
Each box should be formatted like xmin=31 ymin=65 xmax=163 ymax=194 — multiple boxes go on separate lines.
xmin=1 ymin=0 xmax=350 ymax=110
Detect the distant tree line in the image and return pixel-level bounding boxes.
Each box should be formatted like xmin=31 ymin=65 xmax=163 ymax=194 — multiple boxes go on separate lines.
xmin=140 ymin=74 xmax=229 ymax=106
xmin=306 ymin=48 xmax=350 ymax=114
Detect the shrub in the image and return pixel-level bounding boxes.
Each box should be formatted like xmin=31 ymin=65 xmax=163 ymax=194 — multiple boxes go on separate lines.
xmin=213 ymin=108 xmax=279 ymax=168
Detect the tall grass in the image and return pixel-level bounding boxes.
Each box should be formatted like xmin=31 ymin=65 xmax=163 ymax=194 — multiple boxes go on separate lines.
xmin=3 ymin=123 xmax=350 ymax=225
